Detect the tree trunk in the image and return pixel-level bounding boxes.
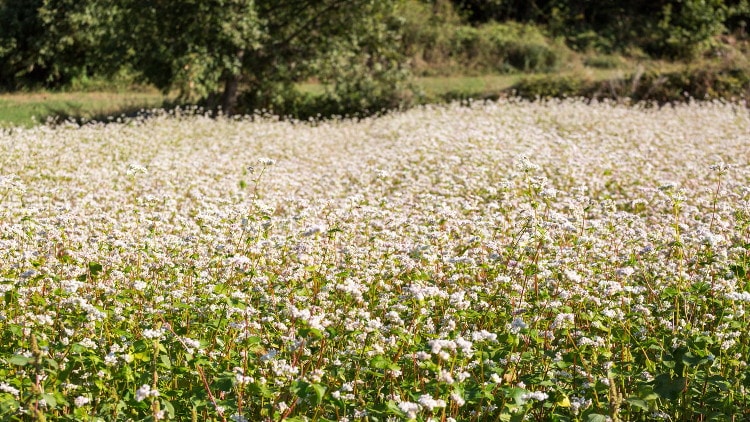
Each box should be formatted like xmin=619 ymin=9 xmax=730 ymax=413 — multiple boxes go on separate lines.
xmin=220 ymin=50 xmax=245 ymax=115
xmin=220 ymin=74 xmax=240 ymax=115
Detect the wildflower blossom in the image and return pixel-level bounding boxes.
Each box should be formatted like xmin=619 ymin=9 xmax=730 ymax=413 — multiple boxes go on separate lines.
xmin=418 ymin=394 xmax=447 ymax=411
xmin=135 ymin=384 xmax=159 ymax=402
xmin=74 ymin=396 xmax=90 ymax=407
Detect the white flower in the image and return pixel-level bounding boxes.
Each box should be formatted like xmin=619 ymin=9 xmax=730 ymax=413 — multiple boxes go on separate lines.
xmin=142 ymin=328 xmax=165 ymax=340
xmin=398 ymin=401 xmax=420 ymax=419
xmin=438 ymin=369 xmax=454 ymax=384
xmin=135 ymin=384 xmax=159 ymax=402
xmin=258 ymin=157 xmax=276 ymax=166
xmin=522 ymin=391 xmax=549 ymax=401
xmin=126 ymin=163 xmax=148 ymax=175
xmin=450 ymin=392 xmax=465 ymax=407
xmin=418 ymin=394 xmax=447 ymax=411
xmin=510 ymin=317 xmax=527 ymax=333
xmin=74 ymin=396 xmax=91 ymax=407
xmin=0 ymin=382 xmax=20 ymax=398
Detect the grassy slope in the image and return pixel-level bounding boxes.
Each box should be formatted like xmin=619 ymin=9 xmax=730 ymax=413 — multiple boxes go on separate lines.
xmin=0 ymin=62 xmax=719 ymax=127
xmin=0 ymin=91 xmax=168 ymax=127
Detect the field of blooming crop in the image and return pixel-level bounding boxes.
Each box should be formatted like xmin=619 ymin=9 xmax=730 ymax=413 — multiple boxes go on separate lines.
xmin=1 ymin=99 xmax=749 ymax=421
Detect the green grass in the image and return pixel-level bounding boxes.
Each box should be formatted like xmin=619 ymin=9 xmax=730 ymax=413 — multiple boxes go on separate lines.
xmin=413 ymin=68 xmax=632 ymax=101
xmin=0 ymin=91 xmax=169 ymax=127
xmin=415 ymin=74 xmax=522 ymax=97
xmin=302 ymin=68 xmax=629 ymax=104
xmin=0 ymin=64 xmax=685 ymax=127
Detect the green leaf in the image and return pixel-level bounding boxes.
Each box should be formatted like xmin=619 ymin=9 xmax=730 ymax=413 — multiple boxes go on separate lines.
xmin=681 ymin=351 xmax=708 ymax=366
xmin=159 ymin=354 xmax=171 ymax=369
xmin=41 ymin=393 xmax=57 ymax=408
xmin=8 ymin=355 xmax=30 ymax=366
xmin=161 ymin=398 xmax=175 ymax=418
xmin=7 ymin=324 xmax=23 ymax=337
xmin=298 ymin=327 xmax=323 ymax=340
xmin=653 ymin=374 xmax=686 ymax=400
xmin=249 ymin=382 xmax=274 ymax=398
xmin=370 ymin=355 xmax=391 ymax=369
xmin=215 ymin=375 xmax=234 ymax=392
xmin=626 ymin=397 xmax=649 ymax=411
xmin=729 ymin=264 xmax=746 ymax=278
xmin=88 ymin=262 xmax=103 ymax=276
xmin=290 ymin=380 xmax=310 ymax=396
xmin=586 ymin=414 xmax=607 ymax=422
xmin=508 ymin=388 xmax=528 ymax=405
xmin=310 ymin=383 xmax=326 ymax=405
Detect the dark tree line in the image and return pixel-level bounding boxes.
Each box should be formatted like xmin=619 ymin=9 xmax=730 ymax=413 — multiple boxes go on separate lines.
xmin=453 ymin=0 xmax=749 ymax=56
xmin=0 ymin=0 xmax=407 ymax=114
xmin=1 ymin=0 xmax=748 ymax=113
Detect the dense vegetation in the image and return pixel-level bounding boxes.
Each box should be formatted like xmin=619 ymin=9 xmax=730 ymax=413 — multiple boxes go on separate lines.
xmin=2 ymin=100 xmax=750 ymax=421
xmin=2 ymin=2 xmax=750 ymax=422
xmin=1 ymin=0 xmax=750 ymax=116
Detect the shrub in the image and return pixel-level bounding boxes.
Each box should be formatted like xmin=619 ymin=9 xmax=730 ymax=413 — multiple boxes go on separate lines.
xmin=397 ymin=1 xmax=571 ymax=76
xmin=512 ymin=74 xmax=589 ymax=99
xmin=646 ymin=0 xmax=728 ymax=60
xmin=476 ymin=22 xmax=568 ymax=73
xmin=583 ymin=54 xmax=626 ymax=69
xmin=445 ymin=22 xmax=570 ymax=74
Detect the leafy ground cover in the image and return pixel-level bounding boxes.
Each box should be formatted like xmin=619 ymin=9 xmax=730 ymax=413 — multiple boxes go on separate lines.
xmin=1 ymin=100 xmax=749 ymax=421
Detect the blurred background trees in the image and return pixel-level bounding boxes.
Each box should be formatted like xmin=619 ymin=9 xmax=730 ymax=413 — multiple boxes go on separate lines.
xmin=1 ymin=0 xmax=748 ymax=115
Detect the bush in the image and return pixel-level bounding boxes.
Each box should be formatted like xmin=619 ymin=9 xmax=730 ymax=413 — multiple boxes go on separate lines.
xmin=452 ymin=22 xmax=570 ymax=73
xmin=583 ymin=54 xmax=626 ymax=69
xmin=589 ymin=62 xmax=750 ymax=103
xmin=512 ymin=74 xmax=590 ymax=99
xmin=397 ymin=0 xmax=463 ymax=75
xmin=434 ymin=22 xmax=571 ymax=75
xmin=645 ymin=0 xmax=728 ymax=59
xmin=476 ymin=22 xmax=567 ymax=73
xmin=397 ymin=1 xmax=571 ymax=76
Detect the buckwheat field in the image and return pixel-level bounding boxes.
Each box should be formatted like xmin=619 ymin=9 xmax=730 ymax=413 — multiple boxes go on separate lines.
xmin=1 ymin=99 xmax=750 ymax=421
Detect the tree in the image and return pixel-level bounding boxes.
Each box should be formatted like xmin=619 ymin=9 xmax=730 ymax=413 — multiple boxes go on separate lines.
xmin=1 ymin=0 xmax=410 ymax=115
xmin=110 ymin=0 xmax=261 ymax=113
xmin=112 ymin=0 xmax=408 ymax=114
xmin=0 ymin=0 xmax=126 ymax=90
xmin=0 ymin=0 xmax=45 ymax=90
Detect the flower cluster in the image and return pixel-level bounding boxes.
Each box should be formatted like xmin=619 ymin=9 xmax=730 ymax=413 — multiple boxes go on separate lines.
xmin=1 ymin=100 xmax=749 ymax=420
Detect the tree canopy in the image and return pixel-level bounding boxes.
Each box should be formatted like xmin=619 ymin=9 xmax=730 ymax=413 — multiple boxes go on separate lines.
xmin=1 ymin=0 xmax=748 ymax=114
xmin=0 ymin=0 xmax=409 ymax=114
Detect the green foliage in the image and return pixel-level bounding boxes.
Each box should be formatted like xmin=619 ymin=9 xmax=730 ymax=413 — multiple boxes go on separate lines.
xmin=0 ymin=0 xmax=45 ymax=90
xmin=513 ymin=74 xmax=589 ymax=99
xmin=650 ymin=0 xmax=729 ymax=59
xmin=452 ymin=0 xmax=734 ymax=59
xmin=312 ymin=8 xmax=415 ymax=116
xmin=583 ymin=54 xmax=626 ymax=69
xmin=595 ymin=62 xmax=750 ymax=103
xmin=0 ymin=0 xmax=127 ymax=90
xmin=398 ymin=1 xmax=570 ymax=76
xmin=2 ymin=0 xmax=750 ymax=115
xmin=510 ymin=59 xmax=750 ymax=103
xmin=113 ymin=0 xmax=261 ymax=105
xmin=475 ymin=22 xmax=568 ymax=72
xmin=0 ymin=0 xmax=413 ymax=116
xmin=236 ymin=0 xmax=413 ymax=117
